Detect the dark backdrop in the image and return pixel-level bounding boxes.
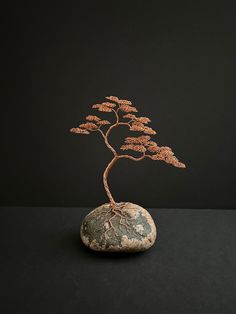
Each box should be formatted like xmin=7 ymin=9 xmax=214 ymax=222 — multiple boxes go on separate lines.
xmin=1 ymin=1 xmax=236 ymax=208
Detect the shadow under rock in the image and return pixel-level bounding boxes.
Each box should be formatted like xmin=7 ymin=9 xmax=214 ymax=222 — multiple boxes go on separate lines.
xmin=58 ymin=229 xmax=148 ymax=260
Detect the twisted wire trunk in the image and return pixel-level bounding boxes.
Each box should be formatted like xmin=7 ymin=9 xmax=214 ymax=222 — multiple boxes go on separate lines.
xmin=103 ymin=156 xmax=119 ymax=206
xmin=100 ymin=107 xmax=146 ymax=206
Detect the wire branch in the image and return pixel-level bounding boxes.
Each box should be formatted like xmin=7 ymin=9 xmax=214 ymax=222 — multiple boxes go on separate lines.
xmin=112 ymin=108 xmax=119 ymax=123
xmin=97 ymin=128 xmax=117 ymax=156
xmin=118 ymin=153 xmax=146 ymax=162
xmin=101 ymin=108 xmax=131 ymax=156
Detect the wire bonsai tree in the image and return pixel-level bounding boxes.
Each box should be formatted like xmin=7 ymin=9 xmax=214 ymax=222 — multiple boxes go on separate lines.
xmin=70 ymin=96 xmax=186 ymax=210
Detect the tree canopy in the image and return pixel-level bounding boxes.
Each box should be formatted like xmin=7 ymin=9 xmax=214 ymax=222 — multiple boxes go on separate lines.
xmin=70 ymin=95 xmax=185 ymax=169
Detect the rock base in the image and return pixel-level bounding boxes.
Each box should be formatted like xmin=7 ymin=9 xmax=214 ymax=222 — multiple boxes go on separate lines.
xmin=80 ymin=202 xmax=157 ymax=252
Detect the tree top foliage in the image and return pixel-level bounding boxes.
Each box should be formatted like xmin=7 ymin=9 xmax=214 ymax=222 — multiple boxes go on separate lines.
xmin=70 ymin=96 xmax=186 ymax=168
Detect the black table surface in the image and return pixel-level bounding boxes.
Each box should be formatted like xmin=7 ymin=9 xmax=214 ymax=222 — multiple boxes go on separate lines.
xmin=0 ymin=207 xmax=235 ymax=314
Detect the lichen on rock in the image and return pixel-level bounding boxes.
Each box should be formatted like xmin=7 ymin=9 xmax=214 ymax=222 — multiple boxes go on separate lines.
xmin=80 ymin=202 xmax=157 ymax=252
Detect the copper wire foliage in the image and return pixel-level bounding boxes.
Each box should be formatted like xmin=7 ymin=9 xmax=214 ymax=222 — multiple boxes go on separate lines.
xmin=70 ymin=96 xmax=186 ymax=207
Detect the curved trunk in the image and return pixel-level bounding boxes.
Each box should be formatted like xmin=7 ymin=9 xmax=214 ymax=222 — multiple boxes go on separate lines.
xmin=103 ymin=156 xmax=119 ymax=206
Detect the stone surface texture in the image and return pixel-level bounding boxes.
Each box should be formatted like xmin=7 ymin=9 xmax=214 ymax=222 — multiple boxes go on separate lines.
xmin=80 ymin=202 xmax=157 ymax=252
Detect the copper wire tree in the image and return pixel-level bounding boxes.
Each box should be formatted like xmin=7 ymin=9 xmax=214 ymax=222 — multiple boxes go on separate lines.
xmin=70 ymin=96 xmax=186 ymax=208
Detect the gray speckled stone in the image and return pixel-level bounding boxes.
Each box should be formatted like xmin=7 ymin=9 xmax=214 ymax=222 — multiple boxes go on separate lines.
xmin=80 ymin=202 xmax=157 ymax=252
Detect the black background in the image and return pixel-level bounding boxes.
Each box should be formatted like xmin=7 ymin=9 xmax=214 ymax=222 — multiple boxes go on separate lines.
xmin=1 ymin=1 xmax=236 ymax=208
xmin=1 ymin=3 xmax=236 ymax=313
